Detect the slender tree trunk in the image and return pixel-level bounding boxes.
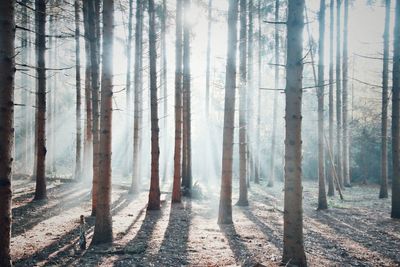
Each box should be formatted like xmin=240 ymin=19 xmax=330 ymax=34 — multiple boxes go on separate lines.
xmin=91 ymin=0 xmax=114 ymax=245
xmin=218 ymin=0 xmax=238 ymax=225
xmin=247 ymin=0 xmax=254 ymax=183
xmin=268 ymin=0 xmax=279 ymax=187
xmin=205 ymin=0 xmax=213 ymax=118
xmin=161 ymin=0 xmax=168 ymax=182
xmin=336 ymin=0 xmax=343 ymax=189
xmin=21 ymin=0 xmax=29 ymax=174
xmin=75 ymin=0 xmax=82 ymax=180
xmin=282 ymin=0 xmax=307 ymax=266
xmin=391 ymin=0 xmax=400 ymax=219
xmin=318 ymin=0 xmax=328 ymax=210
xmin=89 ymin=0 xmax=101 ymax=216
xmin=380 ymin=0 xmax=391 ymax=199
xmin=182 ymin=0 xmax=192 ymax=193
xmin=255 ymin=0 xmax=262 ymax=184
xmin=147 ymin=0 xmax=161 ymax=210
xmin=172 ymin=0 xmax=183 ymax=203
xmin=131 ymin=0 xmax=144 ymax=194
xmin=328 ymin=0 xmax=335 ymax=196
xmin=0 ymin=1 xmax=15 ymax=265
xmin=237 ymin=0 xmax=248 ymax=206
xmin=342 ymin=0 xmax=350 ymax=187
xmin=83 ymin=0 xmax=93 ymax=183
xmin=34 ymin=0 xmax=47 ymax=200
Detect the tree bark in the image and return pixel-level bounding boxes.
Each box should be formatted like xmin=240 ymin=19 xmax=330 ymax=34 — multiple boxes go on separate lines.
xmin=172 ymin=0 xmax=184 ymax=203
xmin=328 ymin=0 xmax=335 ymax=196
xmin=218 ymin=0 xmax=238 ymax=225
xmin=161 ymin=0 xmax=168 ymax=182
xmin=21 ymin=0 xmax=29 ymax=174
xmin=391 ymin=0 xmax=400 ymax=219
xmin=0 ymin=1 xmax=15 ymax=265
xmin=380 ymin=0 xmax=390 ymax=199
xmin=91 ymin=0 xmax=114 ymax=245
xmin=317 ymin=0 xmax=328 ymax=210
xmin=247 ymin=0 xmax=254 ymax=184
xmin=336 ymin=0 xmax=343 ymax=189
xmin=237 ymin=0 xmax=248 ymax=206
xmin=254 ymin=0 xmax=262 ymax=184
xmin=268 ymin=0 xmax=280 ymax=187
xmin=147 ymin=0 xmax=161 ymax=211
xmin=34 ymin=0 xmax=47 ymax=201
xmin=75 ymin=0 xmax=82 ymax=180
xmin=282 ymin=0 xmax=307 ymax=266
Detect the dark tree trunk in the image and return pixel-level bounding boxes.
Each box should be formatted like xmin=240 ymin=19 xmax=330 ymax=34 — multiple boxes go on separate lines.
xmin=34 ymin=0 xmax=47 ymax=201
xmin=0 ymin=1 xmax=15 ymax=265
xmin=147 ymin=0 xmax=161 ymax=211
xmin=75 ymin=0 xmax=82 ymax=180
xmin=282 ymin=0 xmax=307 ymax=266
xmin=218 ymin=0 xmax=238 ymax=225
xmin=91 ymin=0 xmax=114 ymax=245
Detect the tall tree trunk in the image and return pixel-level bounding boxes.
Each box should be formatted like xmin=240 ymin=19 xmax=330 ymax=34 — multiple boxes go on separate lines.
xmin=147 ymin=0 xmax=161 ymax=210
xmin=172 ymin=0 xmax=183 ymax=203
xmin=182 ymin=0 xmax=192 ymax=193
xmin=34 ymin=0 xmax=47 ymax=200
xmin=83 ymin=0 xmax=93 ymax=183
xmin=131 ymin=0 xmax=144 ymax=194
xmin=342 ymin=0 xmax=350 ymax=187
xmin=247 ymin=0 xmax=254 ymax=184
xmin=91 ymin=0 xmax=114 ymax=245
xmin=89 ymin=0 xmax=101 ymax=216
xmin=21 ymin=0 xmax=29 ymax=174
xmin=0 ymin=1 xmax=15 ymax=265
xmin=75 ymin=0 xmax=82 ymax=180
xmin=380 ymin=0 xmax=390 ymax=199
xmin=255 ymin=0 xmax=261 ymax=184
xmin=161 ymin=0 xmax=168 ymax=182
xmin=317 ymin=0 xmax=328 ymax=210
xmin=328 ymin=0 xmax=335 ymax=196
xmin=218 ymin=0 xmax=238 ymax=225
xmin=268 ymin=0 xmax=279 ymax=187
xmin=205 ymin=0 xmax=213 ymax=118
xmin=336 ymin=0 xmax=343 ymax=189
xmin=237 ymin=0 xmax=248 ymax=206
xmin=282 ymin=0 xmax=307 ymax=266
xmin=391 ymin=0 xmax=400 ymax=219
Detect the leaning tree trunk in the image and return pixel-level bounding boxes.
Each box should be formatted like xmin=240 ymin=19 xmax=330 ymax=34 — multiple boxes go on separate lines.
xmin=282 ymin=0 xmax=307 ymax=266
xmin=218 ymin=0 xmax=238 ymax=225
xmin=205 ymin=0 xmax=213 ymax=118
xmin=237 ymin=0 xmax=248 ymax=206
xmin=336 ymin=0 xmax=343 ymax=189
xmin=317 ymin=0 xmax=328 ymax=210
xmin=391 ymin=0 xmax=400 ymax=219
xmin=380 ymin=0 xmax=391 ymax=199
xmin=131 ymin=0 xmax=144 ymax=194
xmin=342 ymin=0 xmax=350 ymax=187
xmin=172 ymin=0 xmax=183 ymax=203
xmin=268 ymin=0 xmax=280 ymax=187
xmin=34 ymin=0 xmax=47 ymax=200
xmin=328 ymin=0 xmax=335 ymax=196
xmin=75 ymin=0 xmax=82 ymax=180
xmin=0 ymin=1 xmax=15 ymax=265
xmin=147 ymin=0 xmax=161 ymax=211
xmin=91 ymin=0 xmax=114 ymax=245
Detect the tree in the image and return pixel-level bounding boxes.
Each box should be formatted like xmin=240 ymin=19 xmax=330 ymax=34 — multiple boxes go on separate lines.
xmin=147 ymin=0 xmax=161 ymax=211
xmin=282 ymin=0 xmax=307 ymax=266
xmin=237 ymin=0 xmax=249 ymax=206
xmin=172 ymin=0 xmax=184 ymax=203
xmin=342 ymin=0 xmax=350 ymax=187
xmin=0 ymin=1 xmax=15 ymax=265
xmin=247 ymin=0 xmax=254 ymax=183
xmin=268 ymin=0 xmax=280 ymax=187
xmin=205 ymin=0 xmax=213 ymax=118
xmin=75 ymin=0 xmax=82 ymax=180
xmin=254 ymin=0 xmax=262 ymax=184
xmin=34 ymin=0 xmax=47 ymax=201
xmin=317 ymin=0 xmax=328 ymax=210
xmin=391 ymin=0 xmax=400 ymax=219
xmin=328 ymin=0 xmax=335 ymax=196
xmin=161 ymin=0 xmax=168 ymax=182
xmin=336 ymin=0 xmax=343 ymax=189
xmin=131 ymin=0 xmax=144 ymax=194
xmin=380 ymin=0 xmax=391 ymax=199
xmin=182 ymin=0 xmax=192 ymax=193
xmin=91 ymin=0 xmax=114 ymax=245
xmin=218 ymin=0 xmax=238 ymax=225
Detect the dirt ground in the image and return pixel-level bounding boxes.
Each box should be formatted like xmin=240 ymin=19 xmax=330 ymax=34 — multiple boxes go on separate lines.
xmin=10 ymin=175 xmax=400 ymax=266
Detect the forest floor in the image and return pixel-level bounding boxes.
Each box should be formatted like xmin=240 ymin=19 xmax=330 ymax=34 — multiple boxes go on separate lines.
xmin=10 ymin=174 xmax=400 ymax=267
